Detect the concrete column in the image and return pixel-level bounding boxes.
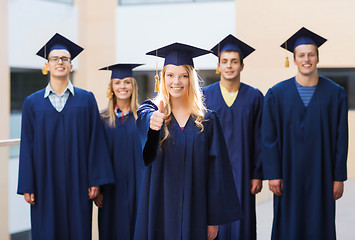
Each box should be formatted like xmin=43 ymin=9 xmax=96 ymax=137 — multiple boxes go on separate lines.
xmin=74 ymin=1 xmax=117 ymax=239
xmin=75 ymin=0 xmax=117 ymax=110
xmin=0 ymin=0 xmax=10 ymax=239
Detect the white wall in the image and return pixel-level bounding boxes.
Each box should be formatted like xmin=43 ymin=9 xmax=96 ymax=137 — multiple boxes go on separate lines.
xmin=116 ymin=1 xmax=236 ymax=71
xmin=8 ymin=0 xmax=78 ymax=69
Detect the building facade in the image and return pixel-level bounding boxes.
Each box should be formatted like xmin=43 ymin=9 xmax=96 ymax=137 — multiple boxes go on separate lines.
xmin=1 ymin=0 xmax=354 ymax=239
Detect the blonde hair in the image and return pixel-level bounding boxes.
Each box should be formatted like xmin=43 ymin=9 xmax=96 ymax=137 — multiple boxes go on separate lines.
xmin=155 ymin=65 xmax=206 ymax=143
xmin=101 ymin=77 xmax=139 ymax=127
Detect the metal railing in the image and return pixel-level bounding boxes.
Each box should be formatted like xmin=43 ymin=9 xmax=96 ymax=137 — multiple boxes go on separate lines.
xmin=0 ymin=138 xmax=20 ymax=147
xmin=0 ymin=139 xmax=20 ymax=147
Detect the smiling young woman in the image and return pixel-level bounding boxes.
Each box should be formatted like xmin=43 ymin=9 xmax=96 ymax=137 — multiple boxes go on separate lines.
xmin=134 ymin=42 xmax=243 ymax=240
xmin=95 ymin=63 xmax=144 ymax=240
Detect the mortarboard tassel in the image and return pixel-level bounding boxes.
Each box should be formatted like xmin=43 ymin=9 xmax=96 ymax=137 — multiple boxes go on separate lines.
xmin=42 ymin=62 xmax=48 ymax=75
xmin=216 ymin=42 xmax=221 ymax=74
xmin=285 ymin=56 xmax=289 ymax=68
xmin=42 ymin=44 xmax=48 ymax=75
xmin=284 ymin=41 xmax=289 ymax=68
xmin=154 ymin=49 xmax=160 ymax=92
xmin=154 ymin=75 xmax=160 ymax=92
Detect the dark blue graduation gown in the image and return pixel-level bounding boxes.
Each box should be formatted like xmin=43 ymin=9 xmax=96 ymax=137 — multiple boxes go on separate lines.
xmin=262 ymin=76 xmax=348 ymax=240
xmin=134 ymin=100 xmax=243 ymax=240
xmin=203 ymin=82 xmax=263 ymax=240
xmin=17 ymin=87 xmax=115 ymax=240
xmin=98 ymin=112 xmax=143 ymax=240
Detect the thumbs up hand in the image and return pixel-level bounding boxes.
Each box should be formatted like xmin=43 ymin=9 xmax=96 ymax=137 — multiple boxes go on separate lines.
xmin=150 ymin=100 xmax=165 ymax=131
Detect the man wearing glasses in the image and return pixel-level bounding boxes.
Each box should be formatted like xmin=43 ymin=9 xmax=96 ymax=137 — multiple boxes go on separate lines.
xmin=17 ymin=33 xmax=114 ymax=240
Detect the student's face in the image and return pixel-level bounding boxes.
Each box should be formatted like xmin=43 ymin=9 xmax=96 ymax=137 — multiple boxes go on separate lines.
xmin=219 ymin=51 xmax=244 ymax=81
xmin=112 ymin=77 xmax=133 ymax=101
xmin=164 ymin=65 xmax=190 ymax=100
xmin=47 ymin=49 xmax=73 ymax=78
xmin=294 ymin=44 xmax=319 ymax=76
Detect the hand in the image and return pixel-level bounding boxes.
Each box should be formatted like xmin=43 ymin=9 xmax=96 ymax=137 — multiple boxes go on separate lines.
xmin=94 ymin=192 xmax=104 ymax=208
xmin=88 ymin=186 xmax=100 ymax=199
xmin=250 ymin=179 xmax=263 ymax=194
xmin=24 ymin=193 xmax=35 ymax=205
xmin=150 ymin=100 xmax=165 ymax=131
xmin=207 ymin=225 xmax=218 ymax=240
xmin=269 ymin=179 xmax=283 ymax=197
xmin=333 ymin=181 xmax=344 ymax=200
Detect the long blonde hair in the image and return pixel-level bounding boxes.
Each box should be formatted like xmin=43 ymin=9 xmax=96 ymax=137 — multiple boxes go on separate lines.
xmin=101 ymin=77 xmax=139 ymax=127
xmin=155 ymin=65 xmax=206 ymax=143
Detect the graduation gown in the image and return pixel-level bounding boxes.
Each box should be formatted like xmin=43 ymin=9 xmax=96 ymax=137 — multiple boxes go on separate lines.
xmin=98 ymin=112 xmax=143 ymax=240
xmin=203 ymin=82 xmax=263 ymax=240
xmin=17 ymin=87 xmax=115 ymax=240
xmin=262 ymin=76 xmax=348 ymax=240
xmin=134 ymin=100 xmax=243 ymax=240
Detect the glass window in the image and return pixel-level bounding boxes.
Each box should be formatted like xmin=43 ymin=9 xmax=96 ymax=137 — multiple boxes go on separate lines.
xmin=318 ymin=68 xmax=355 ymax=109
xmin=10 ymin=68 xmax=49 ymax=158
xmin=11 ymin=68 xmax=49 ymax=113
xmin=41 ymin=0 xmax=73 ymax=4
xmin=119 ymin=0 xmax=232 ymax=5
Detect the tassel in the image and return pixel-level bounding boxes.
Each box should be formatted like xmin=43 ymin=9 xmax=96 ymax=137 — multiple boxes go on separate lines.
xmin=106 ymin=84 xmax=113 ymax=98
xmin=154 ymin=75 xmax=160 ymax=92
xmin=215 ymin=65 xmax=220 ymax=74
xmin=216 ymin=43 xmax=221 ymax=74
xmin=285 ymin=56 xmax=289 ymax=68
xmin=42 ymin=62 xmax=48 ymax=75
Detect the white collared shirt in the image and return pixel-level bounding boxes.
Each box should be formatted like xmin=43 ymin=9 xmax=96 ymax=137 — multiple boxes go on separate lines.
xmin=44 ymin=81 xmax=75 ymax=112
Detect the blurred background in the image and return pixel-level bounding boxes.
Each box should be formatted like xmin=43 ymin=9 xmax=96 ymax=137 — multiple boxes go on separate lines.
xmin=0 ymin=0 xmax=354 ymax=239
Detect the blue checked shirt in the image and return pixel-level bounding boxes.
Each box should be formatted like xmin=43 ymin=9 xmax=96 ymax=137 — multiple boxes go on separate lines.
xmin=44 ymin=81 xmax=75 ymax=112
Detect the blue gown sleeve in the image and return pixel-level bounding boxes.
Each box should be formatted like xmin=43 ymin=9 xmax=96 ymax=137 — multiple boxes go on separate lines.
xmin=207 ymin=112 xmax=243 ymax=225
xmin=334 ymin=89 xmax=348 ymax=181
xmin=87 ymin=93 xmax=115 ymax=187
xmin=262 ymin=89 xmax=282 ymax=180
xmin=137 ymin=100 xmax=160 ymax=166
xmin=17 ymin=98 xmax=36 ymax=195
xmin=251 ymin=91 xmax=264 ymax=179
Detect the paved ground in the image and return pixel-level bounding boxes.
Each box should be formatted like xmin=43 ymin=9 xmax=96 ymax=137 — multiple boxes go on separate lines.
xmin=256 ymin=178 xmax=355 ymax=240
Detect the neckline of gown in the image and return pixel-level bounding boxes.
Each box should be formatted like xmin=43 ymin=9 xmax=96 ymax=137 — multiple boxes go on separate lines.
xmin=292 ymin=76 xmax=321 ymax=109
xmin=218 ymin=82 xmax=244 ymax=108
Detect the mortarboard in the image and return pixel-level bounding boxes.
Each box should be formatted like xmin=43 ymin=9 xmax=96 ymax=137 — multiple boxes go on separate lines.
xmin=211 ymin=34 xmax=255 ymax=73
xmin=146 ymin=42 xmax=211 ymax=92
xmin=99 ymin=63 xmax=143 ymax=79
xmin=146 ymin=42 xmax=211 ymax=68
xmin=37 ymin=33 xmax=84 ymax=75
xmin=281 ymin=27 xmax=327 ymax=67
xmin=211 ymin=34 xmax=255 ymax=58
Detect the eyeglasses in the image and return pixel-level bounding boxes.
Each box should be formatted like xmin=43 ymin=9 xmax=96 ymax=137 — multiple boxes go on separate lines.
xmin=48 ymin=56 xmax=71 ymax=64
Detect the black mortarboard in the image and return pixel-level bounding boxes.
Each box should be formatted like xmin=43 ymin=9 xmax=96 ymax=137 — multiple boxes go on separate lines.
xmin=146 ymin=42 xmax=211 ymax=67
xmin=211 ymin=34 xmax=255 ymax=59
xmin=36 ymin=33 xmax=84 ymax=60
xmin=281 ymin=27 xmax=327 ymax=53
xmin=99 ymin=63 xmax=143 ymax=79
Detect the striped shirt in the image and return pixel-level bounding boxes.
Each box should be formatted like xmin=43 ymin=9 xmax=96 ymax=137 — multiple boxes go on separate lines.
xmin=44 ymin=81 xmax=75 ymax=112
xmin=295 ymin=79 xmax=317 ymax=107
